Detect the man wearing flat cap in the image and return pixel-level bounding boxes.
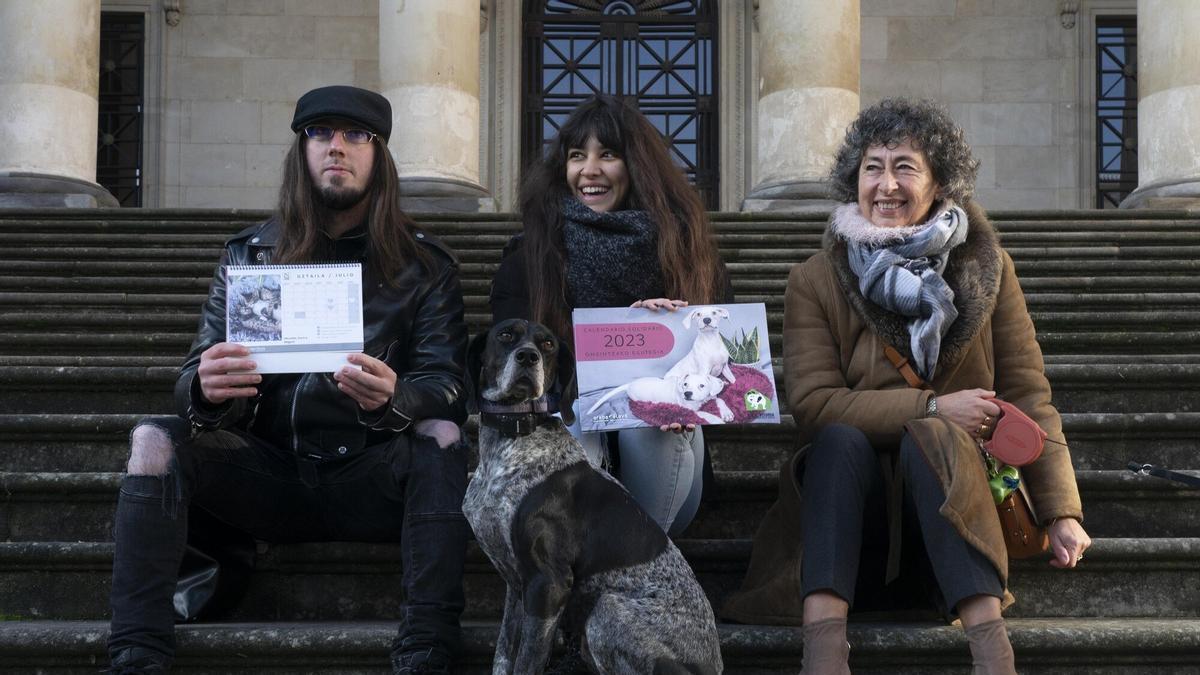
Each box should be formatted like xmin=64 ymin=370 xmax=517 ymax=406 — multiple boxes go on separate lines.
xmin=106 ymin=85 xmax=470 ymax=674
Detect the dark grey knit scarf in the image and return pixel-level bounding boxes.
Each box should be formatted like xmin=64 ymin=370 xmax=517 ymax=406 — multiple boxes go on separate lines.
xmin=561 ymin=197 xmax=664 ymax=308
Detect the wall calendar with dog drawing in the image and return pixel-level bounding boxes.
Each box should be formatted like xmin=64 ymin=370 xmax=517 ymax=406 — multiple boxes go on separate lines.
xmin=224 ymin=263 xmax=364 ymax=374
xmin=572 ymin=303 xmax=780 ymax=432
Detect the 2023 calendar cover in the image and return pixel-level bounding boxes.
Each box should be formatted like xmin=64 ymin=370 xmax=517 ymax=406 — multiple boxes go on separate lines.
xmin=572 ymin=303 xmax=780 ymax=433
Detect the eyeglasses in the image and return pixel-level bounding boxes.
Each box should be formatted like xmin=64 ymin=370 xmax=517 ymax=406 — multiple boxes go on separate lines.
xmin=303 ymin=126 xmax=377 ymax=145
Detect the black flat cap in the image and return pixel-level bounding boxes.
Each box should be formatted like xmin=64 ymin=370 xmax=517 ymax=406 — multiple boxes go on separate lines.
xmin=291 ymin=85 xmax=393 ymax=142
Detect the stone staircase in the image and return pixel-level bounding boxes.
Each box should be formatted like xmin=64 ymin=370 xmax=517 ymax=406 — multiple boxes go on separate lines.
xmin=1 ymin=207 xmax=1198 ymax=673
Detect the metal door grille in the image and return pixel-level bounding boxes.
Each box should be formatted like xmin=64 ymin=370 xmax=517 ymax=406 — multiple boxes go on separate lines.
xmin=523 ymin=0 xmax=718 ymax=208
xmin=1096 ymin=17 xmax=1137 ymax=209
xmin=98 ymin=12 xmax=145 ymax=207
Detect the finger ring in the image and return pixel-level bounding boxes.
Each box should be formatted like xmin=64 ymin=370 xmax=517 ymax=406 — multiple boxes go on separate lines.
xmin=1075 ymin=554 xmax=1083 ymax=562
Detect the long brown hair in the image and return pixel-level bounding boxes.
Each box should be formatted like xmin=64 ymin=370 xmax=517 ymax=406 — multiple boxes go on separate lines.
xmin=274 ymin=133 xmax=431 ymax=282
xmin=519 ymin=94 xmax=723 ymax=341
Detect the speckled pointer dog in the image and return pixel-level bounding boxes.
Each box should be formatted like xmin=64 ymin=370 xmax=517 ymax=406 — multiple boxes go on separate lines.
xmin=463 ymin=318 xmax=724 ymax=675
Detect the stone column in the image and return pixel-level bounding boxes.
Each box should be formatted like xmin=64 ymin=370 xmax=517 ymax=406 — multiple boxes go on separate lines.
xmin=379 ymin=0 xmax=493 ymax=212
xmin=0 ymin=0 xmax=116 ymax=207
xmin=743 ymin=0 xmax=859 ymax=212
xmin=1122 ymin=0 xmax=1200 ymax=208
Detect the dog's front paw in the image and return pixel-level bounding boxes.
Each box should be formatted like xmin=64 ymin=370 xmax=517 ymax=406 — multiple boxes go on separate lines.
xmin=716 ymin=399 xmax=735 ymax=422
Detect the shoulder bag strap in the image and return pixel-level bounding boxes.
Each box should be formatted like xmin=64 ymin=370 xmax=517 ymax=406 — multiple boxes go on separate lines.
xmin=882 ymin=343 xmax=929 ymax=390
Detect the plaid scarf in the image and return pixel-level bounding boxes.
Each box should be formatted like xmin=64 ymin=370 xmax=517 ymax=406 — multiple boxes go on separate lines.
xmin=836 ymin=201 xmax=969 ymax=380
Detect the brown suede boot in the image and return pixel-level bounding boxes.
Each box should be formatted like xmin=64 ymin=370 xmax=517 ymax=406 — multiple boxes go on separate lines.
xmin=964 ymin=618 xmax=1017 ymax=675
xmin=801 ymin=617 xmax=850 ymax=675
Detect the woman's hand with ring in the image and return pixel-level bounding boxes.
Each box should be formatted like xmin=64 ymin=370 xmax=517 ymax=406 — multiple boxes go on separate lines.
xmin=1048 ymin=517 xmax=1091 ymax=569
xmin=935 ymin=389 xmax=1001 ymax=437
xmin=633 ymin=298 xmax=688 ymax=312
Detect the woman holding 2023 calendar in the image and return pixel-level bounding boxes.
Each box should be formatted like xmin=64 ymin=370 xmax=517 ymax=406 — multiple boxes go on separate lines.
xmin=490 ymin=94 xmax=731 ymax=537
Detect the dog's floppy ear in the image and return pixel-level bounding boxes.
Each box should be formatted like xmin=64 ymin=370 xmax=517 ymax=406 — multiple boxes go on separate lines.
xmin=465 ymin=330 xmax=489 ymax=414
xmin=716 ymin=307 xmax=730 ymax=319
xmin=683 ymin=307 xmax=702 ymax=329
xmin=555 ymin=339 xmax=578 ymax=427
xmin=709 ymin=374 xmax=726 ymax=394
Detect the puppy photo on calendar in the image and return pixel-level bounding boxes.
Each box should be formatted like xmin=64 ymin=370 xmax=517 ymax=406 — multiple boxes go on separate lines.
xmin=585 ymin=372 xmax=735 ymax=425
xmin=664 ymin=305 xmax=736 ymax=383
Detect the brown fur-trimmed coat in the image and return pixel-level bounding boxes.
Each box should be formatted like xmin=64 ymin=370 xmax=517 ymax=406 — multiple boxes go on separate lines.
xmin=721 ymin=201 xmax=1083 ymax=625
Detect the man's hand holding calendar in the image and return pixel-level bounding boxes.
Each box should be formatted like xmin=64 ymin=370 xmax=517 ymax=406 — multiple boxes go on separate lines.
xmin=198 ymin=342 xmax=261 ymax=405
xmin=336 ymin=353 xmax=397 ymax=412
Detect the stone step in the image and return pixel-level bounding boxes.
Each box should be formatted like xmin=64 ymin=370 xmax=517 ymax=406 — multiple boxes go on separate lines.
xmin=2 ymin=223 xmax=1197 ymax=253
xmin=1 ymin=618 xmax=1199 ymax=674
xmin=2 ymin=360 xmax=1196 ymax=415
xmin=9 ymin=243 xmax=1200 ymax=266
xmin=7 ymin=288 xmax=1200 ymax=312
xmin=6 ymin=232 xmax=1200 ymax=260
xmin=0 ymin=331 xmax=198 ymax=355
xmin=692 ymin=469 xmax=1200 ymax=540
xmin=5 ymin=257 xmax=1200 ymax=283
xmin=3 ymin=328 xmax=1198 ymax=359
xmin=0 ymin=204 xmax=1191 ymax=219
xmin=7 ymin=273 xmax=1200 ymax=295
xmin=0 ymin=355 xmax=185 ymax=367
xmin=0 ymin=352 xmax=1193 ymax=368
xmin=3 ymin=306 xmax=1197 ymax=333
xmin=0 ymin=538 xmax=1195 ymax=622
xmin=2 ymin=469 xmax=1195 ymax=543
xmin=1 ymin=412 xmax=1196 ymax=473
xmin=0 ymin=213 xmax=1193 ymax=235
xmin=699 ymin=412 xmax=1200 ymax=473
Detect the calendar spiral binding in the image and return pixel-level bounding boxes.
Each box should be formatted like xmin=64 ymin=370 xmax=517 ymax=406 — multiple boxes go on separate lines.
xmin=225 ymin=262 xmax=361 ymax=273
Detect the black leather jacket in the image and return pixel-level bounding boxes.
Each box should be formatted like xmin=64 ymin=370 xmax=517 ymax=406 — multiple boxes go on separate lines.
xmin=177 ymin=218 xmax=468 ymax=459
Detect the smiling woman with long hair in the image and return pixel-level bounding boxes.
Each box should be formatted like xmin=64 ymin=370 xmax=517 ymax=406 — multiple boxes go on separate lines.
xmin=490 ymin=94 xmax=730 ymax=537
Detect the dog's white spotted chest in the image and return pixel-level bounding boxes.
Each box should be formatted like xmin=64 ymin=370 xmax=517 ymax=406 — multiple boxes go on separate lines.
xmin=465 ymin=427 xmax=584 ymax=583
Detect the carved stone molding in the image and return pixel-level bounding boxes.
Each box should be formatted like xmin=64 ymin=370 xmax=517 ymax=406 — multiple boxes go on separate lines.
xmin=480 ymin=0 xmax=488 ymax=33
xmin=1059 ymin=0 xmax=1079 ymax=29
xmin=752 ymin=0 xmax=760 ymax=32
xmin=163 ymin=0 xmax=181 ymax=26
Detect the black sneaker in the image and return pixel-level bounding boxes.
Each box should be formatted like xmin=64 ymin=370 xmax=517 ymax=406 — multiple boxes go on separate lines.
xmin=391 ymin=647 xmax=451 ymax=675
xmin=103 ymin=647 xmax=170 ymax=674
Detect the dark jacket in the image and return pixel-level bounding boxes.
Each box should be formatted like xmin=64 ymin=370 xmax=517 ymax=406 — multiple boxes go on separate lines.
xmin=177 ymin=217 xmax=468 ymax=459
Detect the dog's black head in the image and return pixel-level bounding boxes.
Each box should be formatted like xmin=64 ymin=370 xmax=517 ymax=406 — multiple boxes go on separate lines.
xmin=467 ymin=319 xmax=577 ymax=425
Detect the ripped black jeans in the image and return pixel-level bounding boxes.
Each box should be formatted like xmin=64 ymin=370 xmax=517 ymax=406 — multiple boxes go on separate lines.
xmin=108 ymin=415 xmax=469 ymax=664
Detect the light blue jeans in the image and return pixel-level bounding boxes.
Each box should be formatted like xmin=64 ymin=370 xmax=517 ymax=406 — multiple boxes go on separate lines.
xmin=567 ymin=403 xmax=705 ymax=537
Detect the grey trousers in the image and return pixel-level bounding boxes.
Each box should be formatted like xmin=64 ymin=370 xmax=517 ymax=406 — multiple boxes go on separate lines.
xmin=799 ymin=423 xmax=1003 ymax=616
xmin=566 ymin=402 xmax=705 ymax=537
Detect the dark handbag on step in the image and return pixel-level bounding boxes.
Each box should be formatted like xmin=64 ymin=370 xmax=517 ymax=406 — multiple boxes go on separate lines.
xmin=883 ymin=343 xmax=1049 ymax=559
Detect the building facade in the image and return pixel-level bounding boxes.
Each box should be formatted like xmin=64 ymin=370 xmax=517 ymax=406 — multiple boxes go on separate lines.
xmin=1 ymin=0 xmax=1196 ymax=212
